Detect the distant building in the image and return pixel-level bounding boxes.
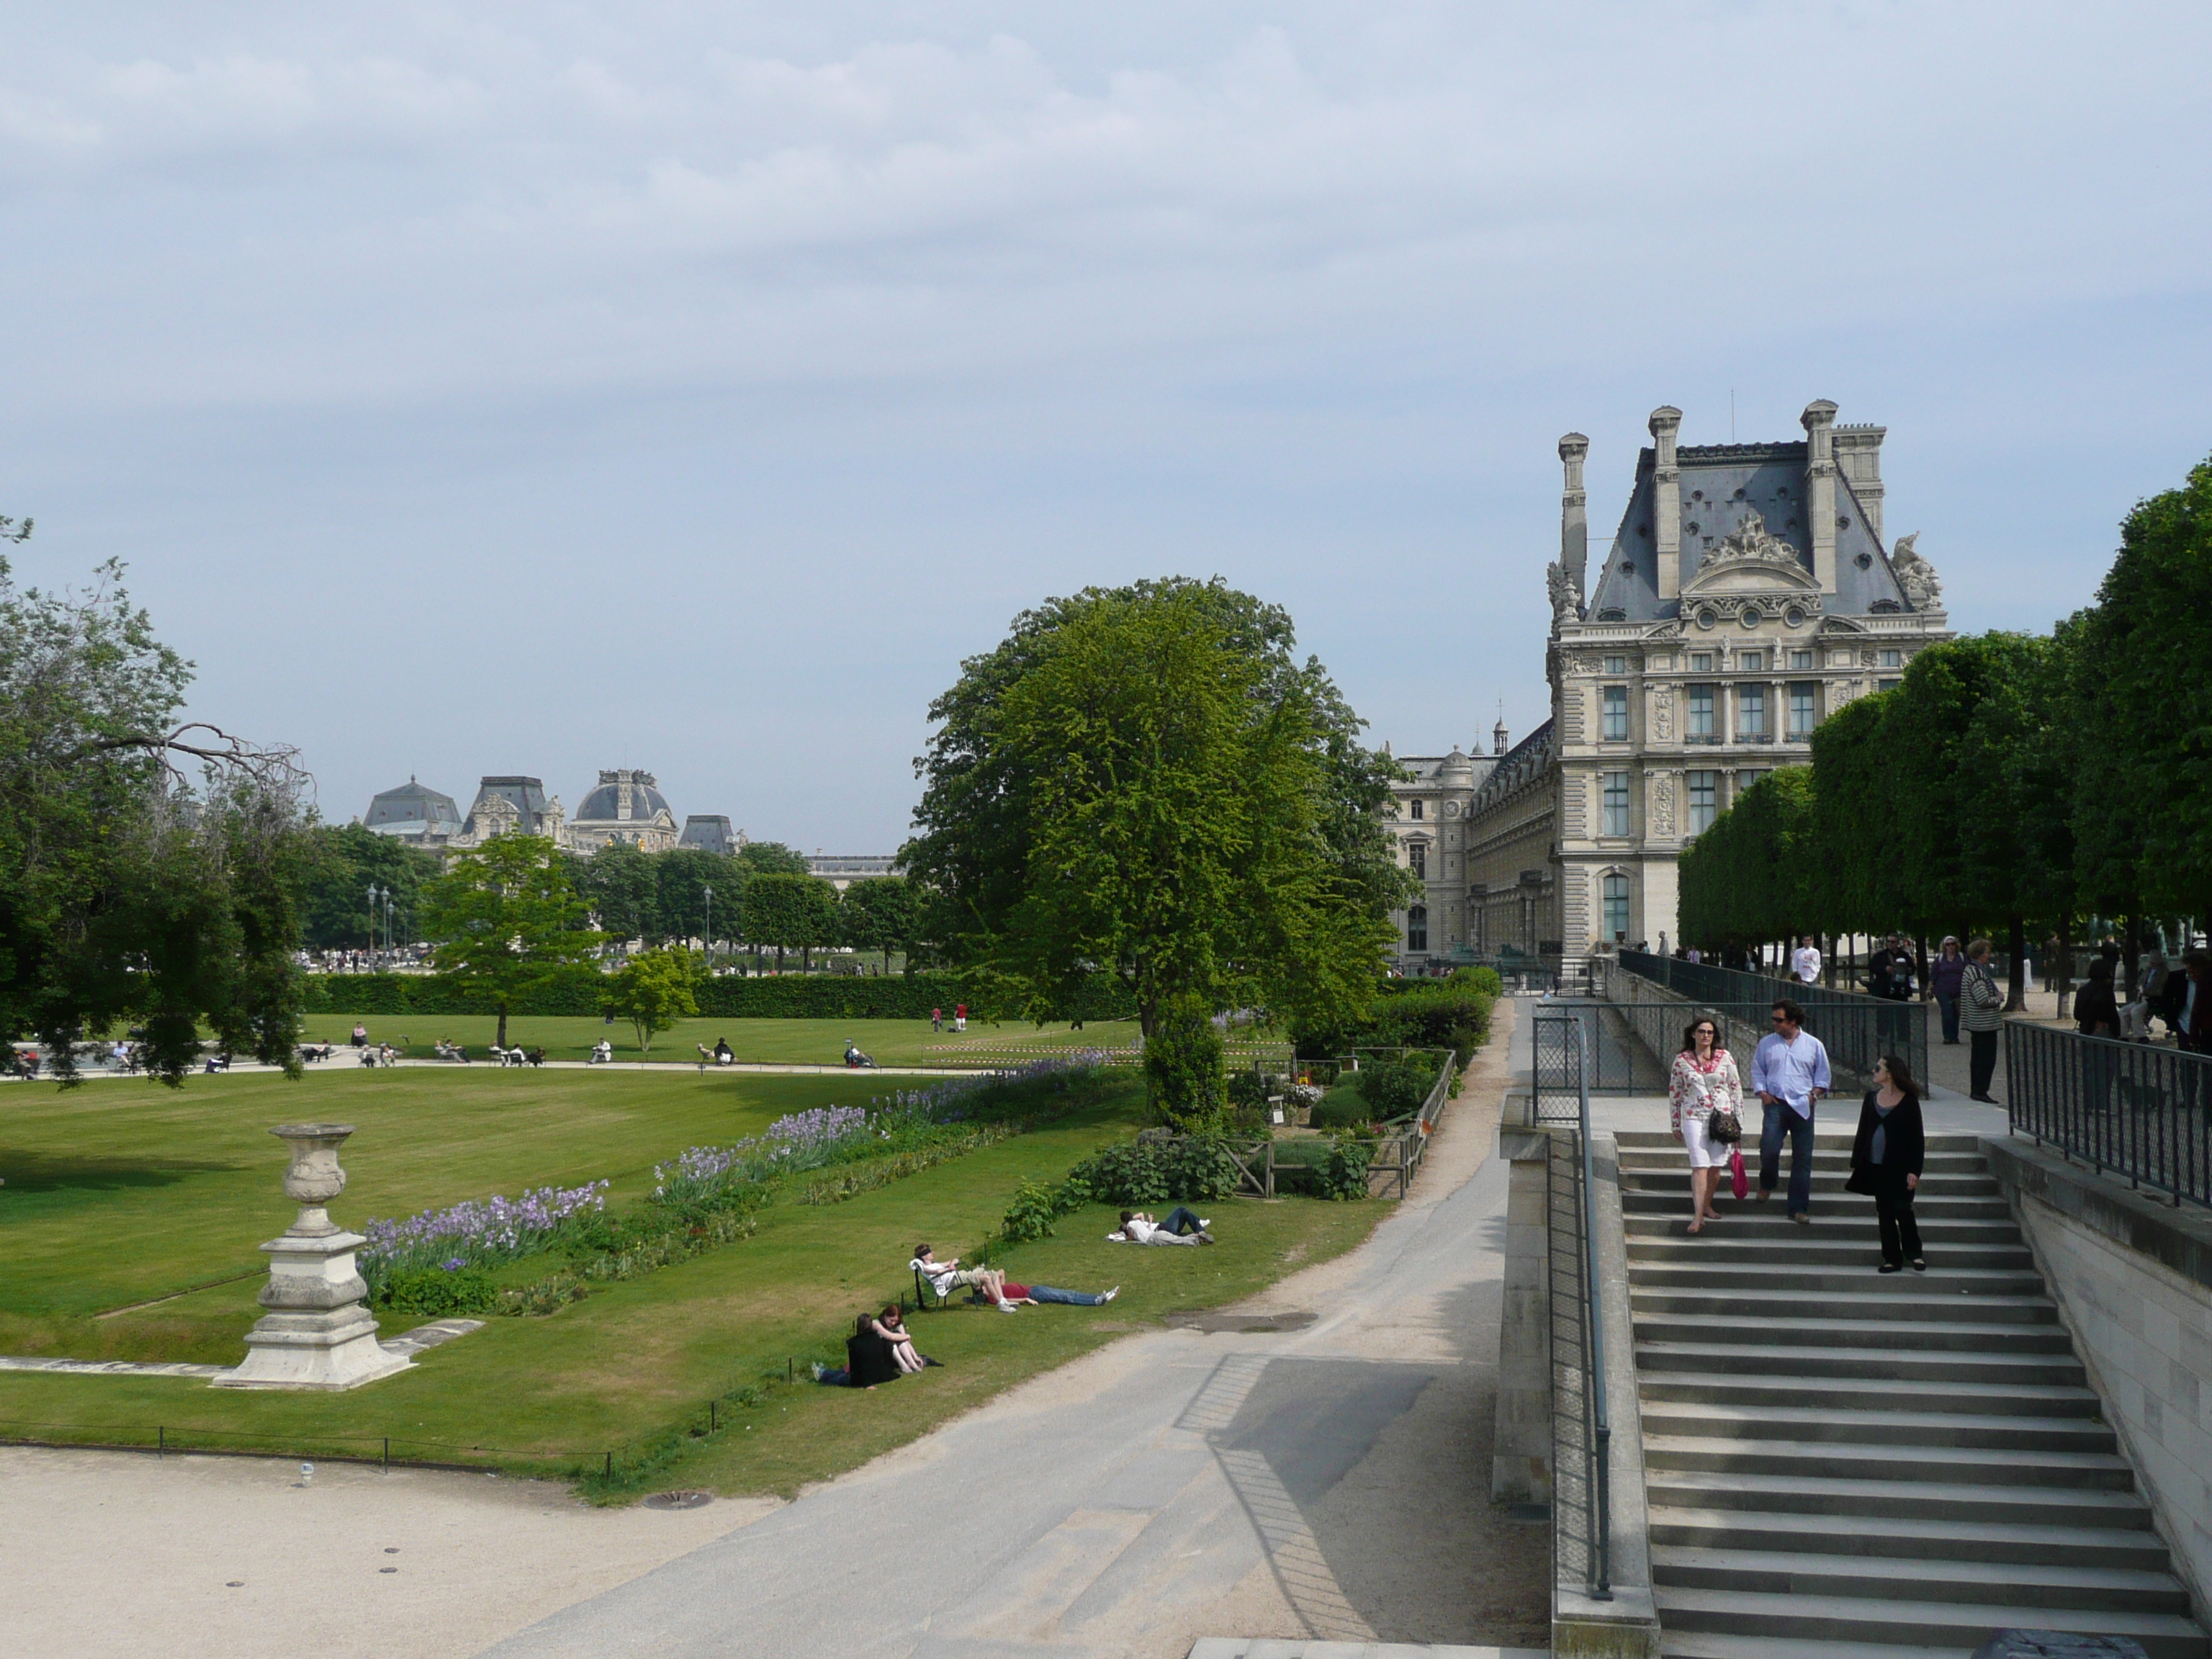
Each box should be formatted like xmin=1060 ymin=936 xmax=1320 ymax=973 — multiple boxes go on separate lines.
xmin=807 ymin=853 xmax=899 ymax=892
xmin=362 ymin=777 xmax=463 ymax=840
xmin=678 ymin=815 xmax=739 ymax=857
xmin=461 ymin=775 xmax=567 ymax=845
xmin=1381 ymin=732 xmax=1506 ymax=973
xmin=567 ymin=769 xmax=680 ymax=853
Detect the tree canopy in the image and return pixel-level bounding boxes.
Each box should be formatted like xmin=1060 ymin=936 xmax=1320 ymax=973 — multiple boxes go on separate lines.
xmin=295 ymin=823 xmax=441 ymax=952
xmin=839 ymin=874 xmax=919 ymax=974
xmin=420 ymin=833 xmax=601 ymax=1048
xmin=902 ymin=577 xmax=1409 ymax=1123
xmin=600 ymin=945 xmax=701 ymax=1052
xmin=0 ymin=549 xmax=309 ymax=1082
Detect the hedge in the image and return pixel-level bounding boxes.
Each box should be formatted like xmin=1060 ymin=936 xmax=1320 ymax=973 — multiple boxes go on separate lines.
xmin=301 ymin=971 xmax=1138 ymax=1022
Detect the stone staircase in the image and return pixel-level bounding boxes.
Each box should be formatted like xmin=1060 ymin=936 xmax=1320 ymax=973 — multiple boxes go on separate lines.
xmin=1617 ymin=1128 xmax=2209 ymax=1659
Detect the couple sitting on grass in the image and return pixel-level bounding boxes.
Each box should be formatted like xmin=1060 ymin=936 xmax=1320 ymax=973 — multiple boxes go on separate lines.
xmin=909 ymin=1244 xmax=1119 ymax=1313
xmin=816 ymin=1306 xmax=938 ymax=1388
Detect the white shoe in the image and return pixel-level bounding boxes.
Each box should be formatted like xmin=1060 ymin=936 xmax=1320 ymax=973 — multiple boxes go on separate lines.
xmin=1199 ymin=1220 xmax=1212 ymax=1230
xmin=1101 ymin=1287 xmax=1119 ymax=1303
xmin=998 ymin=1300 xmax=1019 ymax=1313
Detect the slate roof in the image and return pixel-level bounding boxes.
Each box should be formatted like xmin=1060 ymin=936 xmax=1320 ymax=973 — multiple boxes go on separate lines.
xmin=365 ymin=777 xmax=462 ymax=834
xmin=1583 ymin=441 xmax=1908 ymax=625
xmin=576 ymin=780 xmax=673 ymax=824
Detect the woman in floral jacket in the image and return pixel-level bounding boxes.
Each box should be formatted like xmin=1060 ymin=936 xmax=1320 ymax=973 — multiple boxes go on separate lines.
xmin=1669 ymin=1017 xmax=1744 ymax=1234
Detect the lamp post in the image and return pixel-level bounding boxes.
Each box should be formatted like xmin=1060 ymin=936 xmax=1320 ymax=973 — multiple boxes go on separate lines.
xmin=703 ymin=884 xmax=714 ymax=975
xmin=383 ymin=891 xmax=396 ymax=966
xmin=364 ymin=883 xmax=379 ymax=966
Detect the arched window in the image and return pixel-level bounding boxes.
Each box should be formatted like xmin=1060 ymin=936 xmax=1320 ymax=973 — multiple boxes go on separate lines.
xmin=1601 ymin=873 xmax=1630 ymax=943
xmin=1407 ymin=905 xmax=1429 ymax=953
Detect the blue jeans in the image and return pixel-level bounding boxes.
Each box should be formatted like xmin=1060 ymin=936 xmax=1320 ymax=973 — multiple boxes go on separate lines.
xmin=1760 ymin=1100 xmax=1815 ymax=1214
xmin=1160 ymin=1206 xmax=1207 ymax=1236
xmin=1024 ymin=1285 xmax=1109 ymax=1306
xmin=1936 ymin=992 xmax=1960 ymax=1043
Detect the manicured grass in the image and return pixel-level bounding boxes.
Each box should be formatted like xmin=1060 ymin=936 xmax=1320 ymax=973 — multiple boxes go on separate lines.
xmin=0 ymin=1066 xmax=1386 ymax=1498
xmin=295 ymin=1012 xmax=1141 ymax=1069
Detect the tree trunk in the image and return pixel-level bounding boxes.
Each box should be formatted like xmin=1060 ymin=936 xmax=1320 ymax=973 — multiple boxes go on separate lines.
xmin=2006 ymin=916 xmax=2028 ymax=1011
xmin=803 ymin=945 xmax=811 ymax=974
xmin=2056 ymin=912 xmax=2073 ymax=1020
xmin=497 ymin=1005 xmax=510 ymax=1050
xmin=776 ymin=945 xmax=786 ymax=976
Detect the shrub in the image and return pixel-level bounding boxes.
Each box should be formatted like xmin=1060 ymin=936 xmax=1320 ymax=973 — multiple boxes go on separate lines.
xmin=1291 ymin=982 xmax=1492 ymax=1064
xmin=1143 ymin=998 xmax=1226 ymax=1130
xmin=1309 ymin=1084 xmax=1375 ymax=1130
xmin=1452 ymin=965 xmax=1504 ymax=998
xmin=302 ymin=970 xmax=1138 ymax=1022
xmin=1318 ymin=1129 xmax=1375 ymax=1200
xmin=1354 ymin=1053 xmax=1439 ymax=1120
xmin=999 ymin=1179 xmax=1063 ymax=1244
xmin=375 ymin=1264 xmax=500 ymax=1317
xmin=1059 ymin=1136 xmax=1241 ymax=1208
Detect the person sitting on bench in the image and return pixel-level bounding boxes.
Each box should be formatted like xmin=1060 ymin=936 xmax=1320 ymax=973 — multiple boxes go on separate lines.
xmin=1001 ymin=1282 xmax=1118 ymax=1308
xmin=1110 ymin=1208 xmax=1213 ymax=1245
xmin=910 ymin=1244 xmax=1017 ymax=1310
xmin=714 ymin=1038 xmax=733 ymax=1065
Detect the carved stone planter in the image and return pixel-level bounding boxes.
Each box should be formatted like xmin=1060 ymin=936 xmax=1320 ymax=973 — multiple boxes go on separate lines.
xmin=211 ymin=1125 xmax=412 ymax=1392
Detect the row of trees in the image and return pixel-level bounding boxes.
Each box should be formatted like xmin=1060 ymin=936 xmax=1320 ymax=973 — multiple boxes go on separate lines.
xmin=1679 ymin=454 xmax=2212 ymax=1002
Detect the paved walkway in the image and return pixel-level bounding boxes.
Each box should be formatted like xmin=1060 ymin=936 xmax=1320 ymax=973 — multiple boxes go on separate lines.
xmin=0 ymin=1010 xmax=1547 ymax=1659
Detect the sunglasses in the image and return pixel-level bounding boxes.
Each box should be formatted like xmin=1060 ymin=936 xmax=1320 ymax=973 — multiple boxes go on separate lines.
xmin=1771 ymin=1013 xmax=1791 ymax=1023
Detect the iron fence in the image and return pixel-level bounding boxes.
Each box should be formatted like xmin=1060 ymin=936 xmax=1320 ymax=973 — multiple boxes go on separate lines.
xmin=1533 ymin=1006 xmax=1612 ymax=1601
xmin=2005 ymin=1023 xmax=2212 ymax=1209
xmin=1617 ymin=950 xmax=1926 ymax=1088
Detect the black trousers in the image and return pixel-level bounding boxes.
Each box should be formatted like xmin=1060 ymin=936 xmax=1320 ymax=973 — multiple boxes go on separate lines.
xmin=1875 ymin=1187 xmax=1923 ymax=1265
xmin=1969 ymin=1030 xmax=1999 ymax=1098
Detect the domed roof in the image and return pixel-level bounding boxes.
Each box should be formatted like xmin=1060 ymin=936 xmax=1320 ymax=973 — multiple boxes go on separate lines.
xmin=576 ymin=778 xmax=673 ymax=824
xmin=367 ymin=776 xmax=462 ymax=831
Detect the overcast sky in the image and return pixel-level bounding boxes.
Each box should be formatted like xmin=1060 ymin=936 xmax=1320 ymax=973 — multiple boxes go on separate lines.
xmin=6 ymin=3 xmax=2208 ymax=851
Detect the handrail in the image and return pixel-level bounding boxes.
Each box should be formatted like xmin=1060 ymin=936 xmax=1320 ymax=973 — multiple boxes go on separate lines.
xmin=2006 ymin=1022 xmax=2212 ymax=1209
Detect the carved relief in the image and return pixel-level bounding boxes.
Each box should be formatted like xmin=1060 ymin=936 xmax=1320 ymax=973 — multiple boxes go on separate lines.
xmin=1651 ymin=686 xmax=1675 ymax=741
xmin=1650 ymin=773 xmax=1676 ymax=837
xmin=1891 ymin=533 xmax=1943 ymax=608
xmin=1546 ymin=561 xmax=1581 ymax=629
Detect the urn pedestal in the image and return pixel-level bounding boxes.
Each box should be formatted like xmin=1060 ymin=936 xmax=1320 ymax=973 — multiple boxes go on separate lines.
xmin=212 ymin=1124 xmax=413 ymax=1392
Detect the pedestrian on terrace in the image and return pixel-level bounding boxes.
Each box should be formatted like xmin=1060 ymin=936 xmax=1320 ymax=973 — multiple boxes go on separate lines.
xmin=1928 ymin=937 xmax=1966 ymax=1046
xmin=1848 ymin=1055 xmax=1926 ymax=1273
xmin=1752 ymin=999 xmax=1829 ymax=1221
xmin=1669 ymin=1017 xmax=1743 ymax=1234
xmin=1961 ymin=939 xmax=2005 ymax=1103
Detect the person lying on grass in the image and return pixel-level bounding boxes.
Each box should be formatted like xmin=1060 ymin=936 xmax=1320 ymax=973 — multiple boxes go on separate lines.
xmin=1110 ymin=1208 xmax=1214 ymax=1246
xmin=910 ymin=1244 xmax=1019 ymax=1310
xmin=999 ymin=1282 xmax=1119 ymax=1308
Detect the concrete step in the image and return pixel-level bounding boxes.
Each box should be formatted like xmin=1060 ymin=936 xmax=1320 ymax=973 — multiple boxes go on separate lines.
xmin=1641 ymin=1434 xmax=2139 ymax=1491
xmin=1638 ymin=1402 xmax=2117 ymax=1454
xmin=1651 ymin=1585 xmax=2208 ymax=1658
xmin=1643 ymin=1469 xmax=2154 ymax=1528
xmin=1630 ymin=1287 xmax=2058 ymax=1325
xmin=1627 ymin=1264 xmax=2049 ymax=1298
xmin=1637 ymin=1339 xmax=2085 ymax=1386
xmin=1658 ymin=1632 xmax=1971 ymax=1659
xmin=1632 ymin=1314 xmax=2075 ymax=1354
xmin=1646 ymin=1506 xmax=2177 ymax=1572
xmin=1622 ymin=1169 xmax=1999 ymax=1195
xmin=1626 ymin=1239 xmax=2034 ymax=1269
xmin=1637 ymin=1371 xmax=2105 ymax=1418
xmin=1618 ymin=1131 xmax=1984 ymax=1151
xmin=1619 ymin=1153 xmax=1991 ymax=1178
xmin=1623 ymin=1192 xmax=2007 ymax=1220
xmin=1653 ymin=1544 xmax=2193 ymax=1613
xmin=1624 ymin=1214 xmax=2023 ymax=1244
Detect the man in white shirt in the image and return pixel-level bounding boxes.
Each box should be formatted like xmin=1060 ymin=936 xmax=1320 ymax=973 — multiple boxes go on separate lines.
xmin=1791 ymin=936 xmax=1822 ymax=985
xmin=1750 ymin=998 xmax=1830 ymax=1220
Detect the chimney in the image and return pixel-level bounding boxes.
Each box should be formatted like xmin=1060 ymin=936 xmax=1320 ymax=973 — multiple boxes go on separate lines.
xmin=1801 ymin=400 xmax=1839 ymax=591
xmin=1493 ymin=719 xmax=1509 ymax=756
xmin=1649 ymin=406 xmax=1683 ymax=599
xmin=1557 ymin=433 xmax=1590 ymax=593
xmin=1831 ymin=422 xmax=1887 ymax=541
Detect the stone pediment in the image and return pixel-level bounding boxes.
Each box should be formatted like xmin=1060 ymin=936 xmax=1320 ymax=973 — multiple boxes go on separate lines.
xmin=1682 ymin=508 xmax=1820 ymax=596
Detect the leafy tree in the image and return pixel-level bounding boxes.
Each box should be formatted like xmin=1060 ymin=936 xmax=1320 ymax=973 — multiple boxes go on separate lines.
xmin=600 ymin=945 xmax=701 ymax=1052
xmin=295 ymin=823 xmax=441 ymax=952
xmin=420 ymin=834 xmax=601 ymax=1048
xmin=1678 ymin=767 xmax=1817 ymax=951
xmin=839 ymin=874 xmax=919 ymax=975
xmin=2073 ymin=455 xmax=2212 ymax=920
xmin=742 ymin=871 xmax=839 ymax=974
xmin=0 ymin=547 xmax=309 ymax=1083
xmin=904 ymin=578 xmax=1406 ymax=1123
xmin=568 ymin=842 xmax=657 ymax=944
xmin=651 ymin=848 xmax=737 ymax=950
xmin=736 ymin=840 xmax=811 ymax=877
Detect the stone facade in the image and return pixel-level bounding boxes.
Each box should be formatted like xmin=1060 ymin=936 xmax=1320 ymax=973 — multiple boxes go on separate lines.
xmin=1460 ymin=401 xmax=1954 ymax=969
xmin=1382 ymin=738 xmax=1501 ymax=971
xmin=567 ymin=769 xmax=680 ymax=853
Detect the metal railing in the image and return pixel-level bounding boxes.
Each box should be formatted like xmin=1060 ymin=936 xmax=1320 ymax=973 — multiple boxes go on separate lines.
xmin=1534 ymin=1005 xmax=1612 ymax=1601
xmin=1532 ymin=999 xmax=1650 ymax=1100
xmin=2006 ymin=1023 xmax=2212 ymax=1209
xmin=1617 ymin=950 xmax=1926 ymax=1089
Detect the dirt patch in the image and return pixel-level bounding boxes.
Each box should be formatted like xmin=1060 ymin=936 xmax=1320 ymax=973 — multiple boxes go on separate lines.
xmin=1161 ymin=1310 xmax=1317 ymax=1334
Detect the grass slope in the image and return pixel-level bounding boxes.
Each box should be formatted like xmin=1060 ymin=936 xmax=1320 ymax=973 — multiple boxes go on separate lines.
xmin=0 ymin=1066 xmax=1385 ymax=1498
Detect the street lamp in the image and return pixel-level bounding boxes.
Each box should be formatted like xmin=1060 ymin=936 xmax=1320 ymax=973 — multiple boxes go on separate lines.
xmin=365 ymin=883 xmax=379 ymax=964
xmin=703 ymin=885 xmax=714 ymax=974
xmin=383 ymin=890 xmax=396 ymax=964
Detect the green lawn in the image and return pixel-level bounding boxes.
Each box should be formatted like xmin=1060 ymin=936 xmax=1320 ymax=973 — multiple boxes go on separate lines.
xmin=296 ymin=1012 xmax=1141 ymax=1069
xmin=0 ymin=1066 xmax=1382 ymax=1497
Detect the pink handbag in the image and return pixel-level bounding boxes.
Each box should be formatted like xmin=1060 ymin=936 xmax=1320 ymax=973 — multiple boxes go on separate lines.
xmin=1729 ymin=1147 xmax=1749 ymax=1200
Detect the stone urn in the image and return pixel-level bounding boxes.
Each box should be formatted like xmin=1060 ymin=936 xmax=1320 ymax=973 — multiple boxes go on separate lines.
xmin=274 ymin=1123 xmax=353 ymax=1236
xmin=212 ymin=1123 xmax=412 ymax=1392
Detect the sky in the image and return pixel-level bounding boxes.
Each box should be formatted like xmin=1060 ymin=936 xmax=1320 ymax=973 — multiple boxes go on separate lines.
xmin=4 ymin=2 xmax=2208 ymax=852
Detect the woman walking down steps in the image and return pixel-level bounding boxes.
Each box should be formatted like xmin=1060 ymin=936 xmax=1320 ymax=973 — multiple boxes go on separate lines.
xmin=1668 ymin=1017 xmax=1743 ymax=1234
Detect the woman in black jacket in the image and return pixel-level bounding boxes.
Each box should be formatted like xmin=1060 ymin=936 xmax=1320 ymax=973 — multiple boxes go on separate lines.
xmin=1849 ymin=1055 xmax=1927 ymax=1273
